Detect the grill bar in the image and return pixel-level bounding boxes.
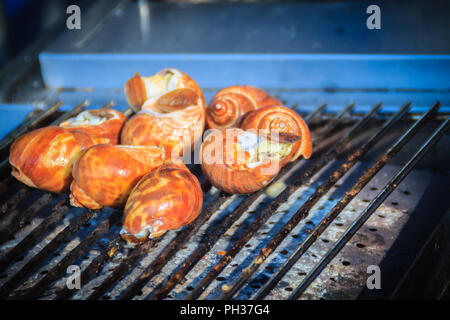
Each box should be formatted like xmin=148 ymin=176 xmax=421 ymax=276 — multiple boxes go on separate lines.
xmin=17 ymin=211 xmax=122 ymax=299
xmin=116 ymin=194 xmax=234 ymax=300
xmin=304 ymin=103 xmax=327 ymax=124
xmin=0 ymin=101 xmax=62 ymax=154
xmin=123 ymin=107 xmax=135 ymax=117
xmin=86 ymin=192 xmax=230 ymax=300
xmin=101 ymin=101 xmax=116 ymax=109
xmin=117 ymin=103 xmax=348 ymax=300
xmin=0 ymin=172 xmax=12 ymax=195
xmin=0 ymin=198 xmax=69 ymax=274
xmin=222 ymin=102 xmax=441 ymax=299
xmin=145 ymin=103 xmax=378 ymax=300
xmin=0 ymin=182 xmax=34 ymax=219
xmin=0 ymin=193 xmax=54 ymax=244
xmin=183 ymin=103 xmax=387 ymax=300
xmin=86 ymin=237 xmax=162 ymax=300
xmin=254 ymin=102 xmax=412 ymax=299
xmin=288 ymin=116 xmax=449 ymax=299
xmin=0 ymin=209 xmax=93 ymax=299
xmin=0 ymin=188 xmax=29 ymax=215
xmin=55 ymin=234 xmax=123 ymax=300
xmin=48 ymin=100 xmax=89 ymax=126
xmin=314 ymin=103 xmax=354 ymax=141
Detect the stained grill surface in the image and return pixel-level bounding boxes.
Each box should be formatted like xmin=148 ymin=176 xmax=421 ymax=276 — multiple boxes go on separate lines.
xmin=0 ymin=100 xmax=447 ymax=300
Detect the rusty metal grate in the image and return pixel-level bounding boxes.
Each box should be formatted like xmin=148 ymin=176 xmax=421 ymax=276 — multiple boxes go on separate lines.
xmin=0 ymin=100 xmax=448 ymax=300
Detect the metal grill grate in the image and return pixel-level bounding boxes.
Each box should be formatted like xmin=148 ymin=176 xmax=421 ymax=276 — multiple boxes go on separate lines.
xmin=0 ymin=100 xmax=447 ymax=300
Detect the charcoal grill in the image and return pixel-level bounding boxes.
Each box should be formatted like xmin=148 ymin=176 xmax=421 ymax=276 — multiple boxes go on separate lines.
xmin=0 ymin=0 xmax=449 ymax=300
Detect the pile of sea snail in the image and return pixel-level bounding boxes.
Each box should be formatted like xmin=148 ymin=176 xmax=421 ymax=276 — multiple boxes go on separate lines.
xmin=9 ymin=68 xmax=312 ymax=244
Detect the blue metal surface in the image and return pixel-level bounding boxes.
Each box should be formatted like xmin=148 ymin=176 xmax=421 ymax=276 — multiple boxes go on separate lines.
xmin=38 ymin=1 xmax=450 ymax=92
xmin=40 ymin=53 xmax=450 ymax=90
xmin=0 ymin=104 xmax=35 ymax=140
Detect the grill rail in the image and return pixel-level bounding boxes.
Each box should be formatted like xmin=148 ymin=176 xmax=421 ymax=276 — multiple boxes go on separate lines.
xmin=187 ymin=102 xmax=409 ymax=300
xmin=0 ymin=100 xmax=447 ymax=300
xmin=287 ymin=117 xmax=450 ymax=300
xmin=227 ymin=102 xmax=438 ymax=299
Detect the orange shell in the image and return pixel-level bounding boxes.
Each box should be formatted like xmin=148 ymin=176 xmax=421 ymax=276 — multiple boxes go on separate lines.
xmin=124 ymin=73 xmax=148 ymax=111
xmin=121 ymin=69 xmax=205 ymax=158
xmin=201 ymin=128 xmax=282 ymax=194
xmin=124 ymin=68 xmax=205 ymax=112
xmin=240 ymin=106 xmax=312 ymax=162
xmin=60 ymin=108 xmax=126 ymax=144
xmin=121 ymin=161 xmax=203 ymax=243
xmin=120 ymin=106 xmax=204 ymax=159
xmin=9 ymin=126 xmax=101 ymax=193
xmin=206 ymin=86 xmax=282 ymax=130
xmin=70 ymin=144 xmax=165 ymax=209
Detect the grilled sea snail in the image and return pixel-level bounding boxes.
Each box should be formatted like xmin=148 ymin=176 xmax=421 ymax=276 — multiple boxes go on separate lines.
xmin=59 ymin=108 xmax=126 ymax=144
xmin=70 ymin=144 xmax=165 ymax=210
xmin=125 ymin=69 xmax=202 ymax=111
xmin=120 ymin=161 xmax=203 ymax=244
xmin=206 ymin=85 xmax=281 ymax=130
xmin=201 ymin=128 xmax=299 ymax=194
xmin=9 ymin=126 xmax=106 ymax=193
xmin=240 ymin=105 xmax=312 ymax=163
xmin=121 ymin=69 xmax=205 ymax=158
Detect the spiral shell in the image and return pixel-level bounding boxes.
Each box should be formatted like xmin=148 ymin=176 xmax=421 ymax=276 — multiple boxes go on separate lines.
xmin=206 ymin=86 xmax=281 ymax=130
xmin=201 ymin=128 xmax=294 ymax=194
xmin=240 ymin=106 xmax=312 ymax=163
xmin=121 ymin=161 xmax=203 ymax=244
xmin=121 ymin=69 xmax=205 ymax=158
xmin=70 ymin=144 xmax=165 ymax=209
xmin=60 ymin=108 xmax=126 ymax=144
xmin=9 ymin=126 xmax=104 ymax=193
